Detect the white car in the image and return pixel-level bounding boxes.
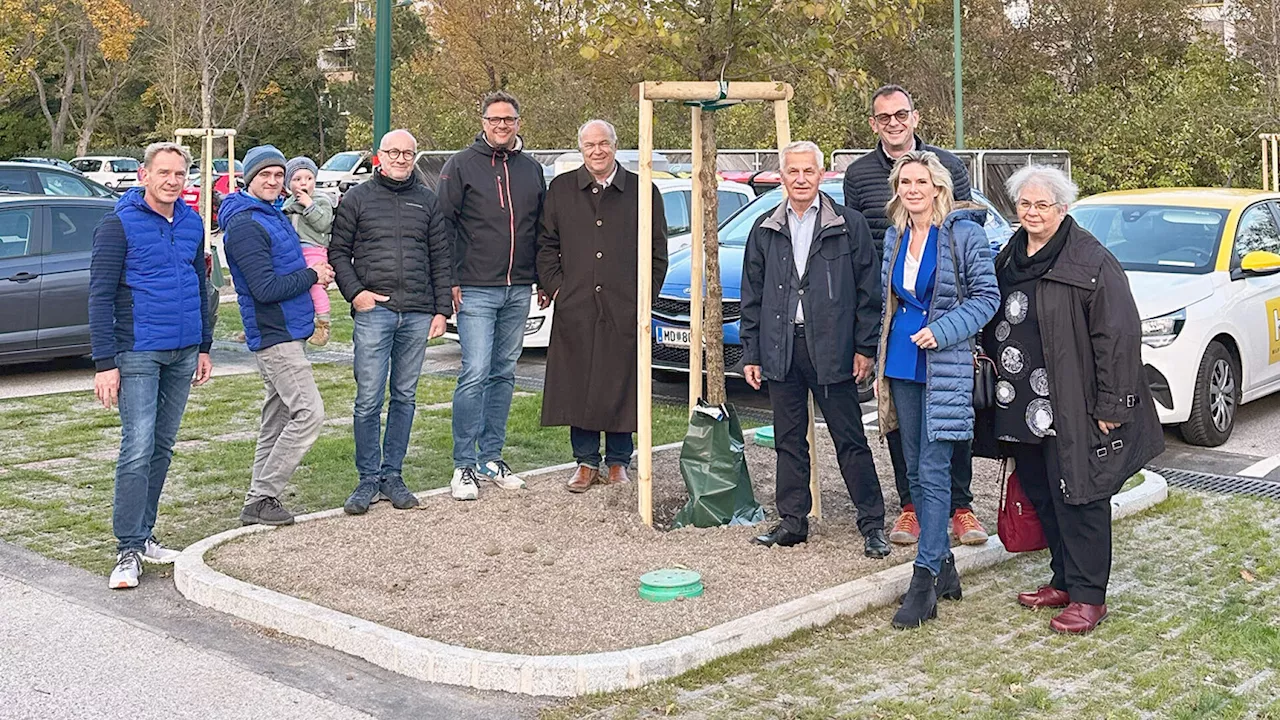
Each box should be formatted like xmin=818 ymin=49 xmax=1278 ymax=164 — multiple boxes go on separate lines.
xmin=1072 ymin=188 xmax=1280 ymax=446
xmin=444 ymin=178 xmax=753 ymax=349
xmin=70 ymin=156 xmax=140 ymax=190
xmin=315 ymin=151 xmax=373 ymax=203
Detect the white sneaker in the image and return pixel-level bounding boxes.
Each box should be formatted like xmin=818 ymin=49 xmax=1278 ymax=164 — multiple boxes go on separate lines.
xmin=109 ymin=550 xmax=142 ymax=590
xmin=450 ymin=467 xmax=479 ymax=501
xmin=141 ymin=536 xmax=181 ymax=564
xmin=478 ymin=460 xmax=526 ymax=490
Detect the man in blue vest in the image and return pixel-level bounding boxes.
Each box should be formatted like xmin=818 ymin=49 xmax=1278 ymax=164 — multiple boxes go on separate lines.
xmin=221 ymin=145 xmax=332 ymax=529
xmin=90 ymin=142 xmax=214 ymax=590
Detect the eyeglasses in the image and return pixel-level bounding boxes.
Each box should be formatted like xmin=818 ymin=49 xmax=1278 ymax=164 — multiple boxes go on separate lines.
xmin=581 ymin=141 xmax=613 ymax=152
xmin=379 ymin=148 xmax=414 ymax=160
xmin=1017 ymin=200 xmax=1060 ymax=213
xmin=483 ymin=116 xmax=520 ymax=126
xmin=872 ymin=109 xmax=913 ymax=125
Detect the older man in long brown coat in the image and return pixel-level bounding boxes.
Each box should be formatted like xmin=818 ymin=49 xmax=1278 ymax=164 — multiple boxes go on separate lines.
xmin=537 ymin=119 xmax=668 ymax=492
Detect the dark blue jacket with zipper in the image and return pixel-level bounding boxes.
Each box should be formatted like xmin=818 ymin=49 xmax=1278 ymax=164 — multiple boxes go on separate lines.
xmin=89 ymin=187 xmax=212 ymax=371
xmin=438 ymin=133 xmax=545 ymax=287
xmin=219 ymin=191 xmax=316 ymax=352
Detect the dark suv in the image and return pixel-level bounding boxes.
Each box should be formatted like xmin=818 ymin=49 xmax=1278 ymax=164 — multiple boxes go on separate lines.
xmin=0 ymin=161 xmax=116 ymax=198
xmin=0 ymin=195 xmax=218 ymax=365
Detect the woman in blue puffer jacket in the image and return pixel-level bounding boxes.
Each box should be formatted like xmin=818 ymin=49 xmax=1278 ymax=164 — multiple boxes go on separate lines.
xmin=876 ymin=150 xmax=1000 ymax=629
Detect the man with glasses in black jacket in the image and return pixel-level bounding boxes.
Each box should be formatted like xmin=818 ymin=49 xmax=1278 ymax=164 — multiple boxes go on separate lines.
xmin=842 ymin=84 xmax=989 ymax=549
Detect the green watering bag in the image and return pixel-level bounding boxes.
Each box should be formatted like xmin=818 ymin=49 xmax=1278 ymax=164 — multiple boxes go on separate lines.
xmin=672 ymin=401 xmax=765 ymax=528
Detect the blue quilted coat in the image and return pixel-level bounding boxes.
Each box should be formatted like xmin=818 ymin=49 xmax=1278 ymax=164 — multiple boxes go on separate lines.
xmin=876 ymin=207 xmax=999 ymax=442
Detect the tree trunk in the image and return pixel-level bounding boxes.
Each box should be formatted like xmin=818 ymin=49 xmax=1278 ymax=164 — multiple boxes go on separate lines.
xmin=700 ymin=110 xmax=726 ymax=405
xmin=198 ymin=0 xmax=212 ymax=128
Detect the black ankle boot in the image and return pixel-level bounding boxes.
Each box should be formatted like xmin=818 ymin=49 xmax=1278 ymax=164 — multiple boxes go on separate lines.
xmin=892 ymin=565 xmax=938 ymax=629
xmin=935 ymin=553 xmax=962 ymax=601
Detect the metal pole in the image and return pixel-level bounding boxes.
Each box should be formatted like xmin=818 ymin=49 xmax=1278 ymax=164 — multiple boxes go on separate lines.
xmin=373 ymin=0 xmax=392 ymax=149
xmin=953 ymin=0 xmax=965 ymax=150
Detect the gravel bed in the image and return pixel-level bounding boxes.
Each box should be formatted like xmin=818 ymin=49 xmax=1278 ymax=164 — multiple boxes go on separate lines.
xmin=211 ymin=427 xmax=1002 ymax=655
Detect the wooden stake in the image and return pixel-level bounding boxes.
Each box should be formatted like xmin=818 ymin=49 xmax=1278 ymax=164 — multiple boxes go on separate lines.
xmin=769 ymin=100 xmax=821 ymax=520
xmin=636 ymin=81 xmax=793 ymax=102
xmin=688 ymin=107 xmax=705 ymax=415
xmin=638 ymin=88 xmax=656 ymax=527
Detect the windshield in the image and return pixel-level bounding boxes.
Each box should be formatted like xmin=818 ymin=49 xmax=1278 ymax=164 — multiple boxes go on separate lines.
xmin=110 ymin=159 xmax=140 ymax=173
xmin=717 ymin=184 xmax=815 ymax=247
xmin=321 ymin=152 xmax=361 ymax=172
xmin=1070 ymin=204 xmax=1228 ymax=274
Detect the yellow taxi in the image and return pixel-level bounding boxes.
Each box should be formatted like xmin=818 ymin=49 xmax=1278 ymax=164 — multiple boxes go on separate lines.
xmin=1071 ymin=188 xmax=1280 ymax=446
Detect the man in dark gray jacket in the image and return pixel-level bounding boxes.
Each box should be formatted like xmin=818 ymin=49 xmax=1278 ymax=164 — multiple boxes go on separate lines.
xmin=741 ymin=141 xmax=888 ymax=557
xmin=330 ymin=129 xmax=453 ymax=515
xmin=842 ymin=84 xmax=987 ymax=549
xmin=438 ymin=91 xmax=546 ymax=501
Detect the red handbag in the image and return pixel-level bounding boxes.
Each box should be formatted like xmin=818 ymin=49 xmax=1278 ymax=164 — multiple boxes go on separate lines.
xmin=998 ymin=464 xmax=1048 ymax=553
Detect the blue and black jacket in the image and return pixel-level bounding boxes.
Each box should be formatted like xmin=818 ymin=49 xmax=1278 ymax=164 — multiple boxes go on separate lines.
xmin=219 ymin=191 xmax=317 ymax=352
xmin=89 ymin=187 xmax=212 ymax=371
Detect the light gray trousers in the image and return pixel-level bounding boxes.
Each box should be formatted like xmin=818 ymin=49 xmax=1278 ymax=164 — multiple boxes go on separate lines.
xmin=246 ymin=340 xmax=324 ymax=505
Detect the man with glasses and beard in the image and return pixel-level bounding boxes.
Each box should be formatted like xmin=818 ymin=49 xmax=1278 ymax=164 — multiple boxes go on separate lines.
xmin=330 ymin=129 xmax=454 ymax=515
xmin=841 ymin=84 xmax=989 ymax=551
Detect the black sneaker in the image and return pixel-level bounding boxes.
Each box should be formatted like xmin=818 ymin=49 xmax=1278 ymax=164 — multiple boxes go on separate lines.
xmin=240 ymin=497 xmax=295 ymax=526
xmin=380 ymin=475 xmax=420 ymax=510
xmin=344 ymin=481 xmax=381 ymax=515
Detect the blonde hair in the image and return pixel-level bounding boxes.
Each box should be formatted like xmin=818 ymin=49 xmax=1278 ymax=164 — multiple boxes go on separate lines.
xmin=886 ymin=150 xmax=954 ymax=232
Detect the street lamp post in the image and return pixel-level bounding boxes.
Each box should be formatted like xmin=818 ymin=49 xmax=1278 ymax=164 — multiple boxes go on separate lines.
xmin=953 ymin=0 xmax=965 ymax=150
xmin=373 ymin=0 xmax=392 ymax=149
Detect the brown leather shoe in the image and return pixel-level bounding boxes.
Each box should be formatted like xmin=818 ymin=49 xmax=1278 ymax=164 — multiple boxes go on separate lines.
xmin=603 ymin=465 xmax=630 ymax=484
xmin=566 ymin=465 xmax=600 ymax=493
xmin=1049 ymin=602 xmax=1108 ymax=634
xmin=1017 ymin=585 xmax=1071 ymax=609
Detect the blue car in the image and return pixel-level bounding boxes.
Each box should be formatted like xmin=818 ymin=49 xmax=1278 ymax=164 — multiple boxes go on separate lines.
xmin=651 ymin=180 xmax=1012 ymax=377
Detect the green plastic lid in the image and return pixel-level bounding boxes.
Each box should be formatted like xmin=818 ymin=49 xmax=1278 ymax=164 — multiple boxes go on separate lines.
xmin=754 ymin=425 xmax=775 ymax=448
xmin=639 ymin=569 xmax=704 ymax=603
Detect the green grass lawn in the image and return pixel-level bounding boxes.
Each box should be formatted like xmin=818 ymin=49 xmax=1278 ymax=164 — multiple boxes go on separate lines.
xmin=542 ymin=489 xmax=1280 ymax=719
xmin=0 ymin=363 xmax=695 ymax=573
xmin=216 ymin=287 xmax=446 ymax=346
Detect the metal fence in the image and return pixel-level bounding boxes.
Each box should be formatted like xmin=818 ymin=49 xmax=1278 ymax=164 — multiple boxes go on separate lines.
xmin=830 ymin=149 xmax=1072 ymax=219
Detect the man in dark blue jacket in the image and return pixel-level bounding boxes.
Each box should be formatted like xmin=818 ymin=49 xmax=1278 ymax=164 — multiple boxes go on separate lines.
xmin=221 ymin=145 xmax=332 ymax=528
xmin=841 ymin=84 xmax=987 ymax=549
xmin=90 ymin=142 xmax=213 ymax=590
xmin=741 ymin=141 xmax=888 ymax=557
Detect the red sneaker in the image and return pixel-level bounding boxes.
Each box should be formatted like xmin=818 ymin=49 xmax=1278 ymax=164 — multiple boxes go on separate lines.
xmin=888 ymin=506 xmax=920 ymax=545
xmin=951 ymin=508 xmax=989 ymax=545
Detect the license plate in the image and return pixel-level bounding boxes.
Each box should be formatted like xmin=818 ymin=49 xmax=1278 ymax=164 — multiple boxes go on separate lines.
xmin=657 ymin=326 xmax=691 ymax=347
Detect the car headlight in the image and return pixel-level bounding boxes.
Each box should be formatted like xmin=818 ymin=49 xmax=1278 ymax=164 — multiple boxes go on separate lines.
xmin=1141 ymin=309 xmax=1186 ymax=348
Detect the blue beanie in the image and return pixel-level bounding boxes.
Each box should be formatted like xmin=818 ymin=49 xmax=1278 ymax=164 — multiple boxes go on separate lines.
xmin=285 ymin=156 xmax=318 ymax=189
xmin=243 ymin=145 xmax=286 ymax=185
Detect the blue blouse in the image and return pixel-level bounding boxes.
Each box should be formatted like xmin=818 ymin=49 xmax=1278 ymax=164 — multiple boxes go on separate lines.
xmin=884 ymin=226 xmax=939 ymax=383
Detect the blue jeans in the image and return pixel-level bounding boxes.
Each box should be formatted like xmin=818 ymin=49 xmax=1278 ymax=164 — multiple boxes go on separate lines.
xmin=352 ymin=306 xmax=432 ymax=481
xmin=890 ymin=379 xmax=955 ymax=575
xmin=451 ymin=285 xmax=530 ymax=468
xmin=113 ymin=347 xmax=199 ymax=552
xmin=570 ymin=427 xmax=634 ymax=468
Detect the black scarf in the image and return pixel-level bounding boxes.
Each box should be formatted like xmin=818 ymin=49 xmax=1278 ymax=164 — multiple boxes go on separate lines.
xmin=998 ymin=214 xmax=1073 ymax=286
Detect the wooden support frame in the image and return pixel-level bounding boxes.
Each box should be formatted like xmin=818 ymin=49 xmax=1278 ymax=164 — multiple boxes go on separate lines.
xmin=1263 ymin=133 xmax=1280 ymax=192
xmin=175 ymin=128 xmax=237 ymax=283
xmin=635 ymin=81 xmax=820 ymax=527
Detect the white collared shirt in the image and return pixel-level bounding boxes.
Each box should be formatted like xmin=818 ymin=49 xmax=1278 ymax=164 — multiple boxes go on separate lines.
xmin=597 ymin=164 xmax=618 ymax=189
xmin=787 ymin=196 xmax=820 ymax=322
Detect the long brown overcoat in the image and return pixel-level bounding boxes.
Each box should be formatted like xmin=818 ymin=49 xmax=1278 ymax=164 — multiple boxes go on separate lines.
xmin=536 ymin=164 xmax=668 ymax=433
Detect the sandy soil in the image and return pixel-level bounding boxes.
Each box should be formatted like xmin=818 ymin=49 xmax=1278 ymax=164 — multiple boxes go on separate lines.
xmin=211 ymin=428 xmax=1003 ymax=655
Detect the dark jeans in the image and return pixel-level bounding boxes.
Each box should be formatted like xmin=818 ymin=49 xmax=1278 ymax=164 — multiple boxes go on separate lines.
xmin=1011 ymin=439 xmax=1112 ymax=605
xmin=352 ymin=306 xmax=431 ymax=482
xmin=890 ymin=379 xmax=955 ymax=575
xmin=113 ymin=347 xmax=199 ymax=552
xmin=571 ymin=427 xmax=634 ymax=468
xmin=887 ymin=429 xmax=973 ymax=514
xmin=768 ymin=327 xmax=885 ymax=536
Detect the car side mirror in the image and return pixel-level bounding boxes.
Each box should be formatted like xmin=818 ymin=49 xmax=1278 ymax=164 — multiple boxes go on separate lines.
xmin=1240 ymin=250 xmax=1280 ymax=277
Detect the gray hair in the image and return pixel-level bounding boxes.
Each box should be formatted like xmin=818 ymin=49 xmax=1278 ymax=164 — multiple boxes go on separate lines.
xmin=577 ymin=119 xmax=618 ymax=147
xmin=379 ymin=128 xmax=417 ymax=151
xmin=779 ymin=141 xmax=824 ymax=171
xmin=143 ymin=142 xmax=192 ymax=169
xmin=1006 ymin=164 xmax=1078 ymax=207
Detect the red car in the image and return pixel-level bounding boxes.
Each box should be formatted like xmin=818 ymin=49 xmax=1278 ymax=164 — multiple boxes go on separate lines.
xmin=182 ymin=173 xmax=243 ymax=213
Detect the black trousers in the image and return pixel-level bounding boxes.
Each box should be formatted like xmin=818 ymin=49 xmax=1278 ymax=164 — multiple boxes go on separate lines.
xmin=887 ymin=429 xmax=974 ymax=514
xmin=768 ymin=327 xmax=885 ymax=536
xmin=1010 ymin=439 xmax=1112 ymax=606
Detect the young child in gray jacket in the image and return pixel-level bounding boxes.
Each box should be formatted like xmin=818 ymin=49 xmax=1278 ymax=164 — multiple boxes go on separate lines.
xmin=282 ymin=157 xmax=335 ymax=345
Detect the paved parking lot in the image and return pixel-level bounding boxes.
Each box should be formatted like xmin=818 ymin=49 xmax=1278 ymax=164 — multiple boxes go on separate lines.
xmin=4 ymin=340 xmax=1279 ymax=482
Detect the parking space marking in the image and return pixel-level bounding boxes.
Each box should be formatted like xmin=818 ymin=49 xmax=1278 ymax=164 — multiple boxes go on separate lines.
xmin=1238 ymin=452 xmax=1280 ymax=478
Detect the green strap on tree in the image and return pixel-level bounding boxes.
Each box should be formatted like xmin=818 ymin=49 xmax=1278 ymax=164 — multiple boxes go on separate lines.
xmin=684 ymin=80 xmax=738 ymax=111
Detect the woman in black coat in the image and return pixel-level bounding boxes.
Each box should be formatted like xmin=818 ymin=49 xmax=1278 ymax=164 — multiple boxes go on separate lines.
xmin=978 ymin=165 xmax=1163 ymax=635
